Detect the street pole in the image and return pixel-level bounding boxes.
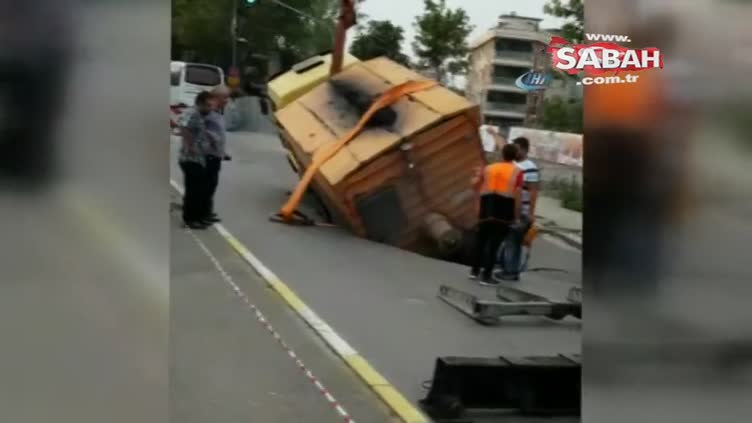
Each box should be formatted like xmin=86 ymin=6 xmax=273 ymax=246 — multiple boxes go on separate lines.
xmin=231 ymin=0 xmax=238 ymax=70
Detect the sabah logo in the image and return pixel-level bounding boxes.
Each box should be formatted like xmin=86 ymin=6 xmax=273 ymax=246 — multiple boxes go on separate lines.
xmin=515 ymin=70 xmax=551 ymax=91
xmin=548 ymin=36 xmax=664 ymax=75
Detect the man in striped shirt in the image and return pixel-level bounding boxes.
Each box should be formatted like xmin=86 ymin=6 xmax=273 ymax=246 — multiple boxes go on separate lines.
xmin=496 ymin=136 xmax=540 ymax=281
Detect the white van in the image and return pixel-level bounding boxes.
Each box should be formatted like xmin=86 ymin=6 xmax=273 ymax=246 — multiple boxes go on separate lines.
xmin=170 ymin=61 xmax=225 ymax=107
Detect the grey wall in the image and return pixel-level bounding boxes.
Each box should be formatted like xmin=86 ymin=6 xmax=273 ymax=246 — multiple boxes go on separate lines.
xmin=224 ymin=96 xmax=276 ymax=134
xmin=537 ymin=159 xmax=582 ymax=187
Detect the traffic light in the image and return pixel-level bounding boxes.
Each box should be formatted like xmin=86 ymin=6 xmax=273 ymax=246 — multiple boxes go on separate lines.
xmin=245 ymin=0 xmax=256 ymax=4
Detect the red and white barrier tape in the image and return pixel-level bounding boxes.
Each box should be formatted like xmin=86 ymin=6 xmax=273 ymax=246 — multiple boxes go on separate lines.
xmin=186 ymin=228 xmax=356 ymax=423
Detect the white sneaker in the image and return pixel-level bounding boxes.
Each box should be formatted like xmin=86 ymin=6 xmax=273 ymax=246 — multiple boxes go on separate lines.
xmin=479 ymin=277 xmax=499 ymax=287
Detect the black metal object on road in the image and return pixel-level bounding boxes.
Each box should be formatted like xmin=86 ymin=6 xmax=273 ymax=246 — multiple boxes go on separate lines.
xmin=438 ymin=285 xmax=581 ymax=325
xmin=420 ymin=354 xmax=581 ymax=421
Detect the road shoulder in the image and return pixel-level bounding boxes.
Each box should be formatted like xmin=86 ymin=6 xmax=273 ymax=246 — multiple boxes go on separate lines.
xmin=170 ymin=204 xmax=397 ymax=423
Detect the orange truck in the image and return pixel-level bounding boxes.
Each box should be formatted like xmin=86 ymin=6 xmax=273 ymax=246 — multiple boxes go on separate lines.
xmin=265 ymin=1 xmax=487 ymax=262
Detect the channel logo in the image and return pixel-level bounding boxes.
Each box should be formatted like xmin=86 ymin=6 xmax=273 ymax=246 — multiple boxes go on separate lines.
xmin=515 ymin=70 xmax=551 ymax=91
xmin=548 ymin=36 xmax=663 ymax=75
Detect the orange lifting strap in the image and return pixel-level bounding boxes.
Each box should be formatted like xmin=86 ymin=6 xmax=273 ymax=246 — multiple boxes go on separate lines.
xmin=277 ymin=79 xmax=438 ymax=222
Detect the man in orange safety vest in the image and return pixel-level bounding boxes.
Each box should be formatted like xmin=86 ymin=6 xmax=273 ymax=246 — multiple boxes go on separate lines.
xmin=469 ymin=143 xmax=523 ymax=285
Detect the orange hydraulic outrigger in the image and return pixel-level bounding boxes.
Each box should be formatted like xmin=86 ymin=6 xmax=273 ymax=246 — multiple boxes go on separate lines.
xmin=329 ymin=0 xmax=357 ymax=76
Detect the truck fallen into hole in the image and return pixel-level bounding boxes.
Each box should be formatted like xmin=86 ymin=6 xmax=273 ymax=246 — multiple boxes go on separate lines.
xmin=268 ymin=55 xmax=487 ymax=265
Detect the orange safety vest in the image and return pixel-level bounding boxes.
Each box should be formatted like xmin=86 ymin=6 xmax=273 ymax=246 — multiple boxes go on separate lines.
xmin=480 ymin=162 xmax=520 ymax=197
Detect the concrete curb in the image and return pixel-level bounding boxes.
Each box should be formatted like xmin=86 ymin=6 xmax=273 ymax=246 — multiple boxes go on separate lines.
xmin=170 ymin=180 xmax=428 ymax=423
xmin=535 ymin=212 xmax=582 ymax=250
xmin=540 ymin=228 xmax=582 ymax=250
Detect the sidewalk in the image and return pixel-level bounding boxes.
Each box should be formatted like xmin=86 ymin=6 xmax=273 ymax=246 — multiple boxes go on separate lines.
xmin=536 ymin=195 xmax=583 ymax=248
xmin=526 ymin=159 xmax=583 ymax=248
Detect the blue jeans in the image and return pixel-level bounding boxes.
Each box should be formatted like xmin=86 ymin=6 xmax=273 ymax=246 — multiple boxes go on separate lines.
xmin=497 ymin=216 xmax=530 ymax=275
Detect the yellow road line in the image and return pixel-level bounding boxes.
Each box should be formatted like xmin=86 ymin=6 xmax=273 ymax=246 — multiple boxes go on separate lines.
xmin=170 ymin=179 xmax=428 ymax=422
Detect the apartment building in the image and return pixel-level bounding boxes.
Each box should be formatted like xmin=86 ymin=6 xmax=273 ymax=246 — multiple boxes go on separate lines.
xmin=466 ymin=13 xmax=552 ymax=130
xmin=540 ymin=28 xmax=584 ymax=102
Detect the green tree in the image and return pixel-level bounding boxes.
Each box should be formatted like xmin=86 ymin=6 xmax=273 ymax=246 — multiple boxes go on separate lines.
xmin=412 ymin=0 xmax=473 ymax=84
xmin=172 ymin=0 xmax=233 ymax=64
xmin=294 ymin=0 xmax=340 ymax=56
xmin=350 ymin=20 xmax=409 ymax=65
xmin=543 ymin=0 xmax=584 ymax=44
xmin=542 ymin=0 xmax=584 ymax=124
xmin=172 ymin=0 xmax=340 ymax=69
xmin=237 ymin=0 xmax=340 ymax=65
xmin=541 ymin=96 xmax=582 ymax=134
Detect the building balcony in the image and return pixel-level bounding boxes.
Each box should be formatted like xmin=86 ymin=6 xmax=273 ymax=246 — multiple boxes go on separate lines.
xmin=491 ymin=75 xmax=518 ymax=85
xmin=494 ymin=50 xmax=534 ymax=64
xmin=487 ymin=75 xmax=526 ymax=93
xmin=488 ymin=77 xmax=526 ymax=93
xmin=484 ymin=101 xmax=528 ymax=115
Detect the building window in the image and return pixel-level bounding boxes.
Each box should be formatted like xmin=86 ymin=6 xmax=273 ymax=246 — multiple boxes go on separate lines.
xmin=487 ymin=91 xmax=527 ymax=105
xmin=493 ymin=65 xmax=528 ymax=80
xmin=496 ymin=38 xmax=533 ymax=53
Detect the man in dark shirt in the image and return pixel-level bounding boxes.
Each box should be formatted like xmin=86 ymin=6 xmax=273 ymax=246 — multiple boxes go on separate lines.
xmin=202 ymin=86 xmax=230 ymax=223
xmin=177 ymin=91 xmax=214 ymax=229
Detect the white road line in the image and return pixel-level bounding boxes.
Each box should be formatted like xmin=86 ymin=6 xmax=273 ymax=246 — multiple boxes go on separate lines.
xmin=170 ymin=178 xmax=430 ymax=422
xmin=171 ymin=178 xmax=360 ymax=359
xmin=185 ymin=226 xmax=356 ymax=423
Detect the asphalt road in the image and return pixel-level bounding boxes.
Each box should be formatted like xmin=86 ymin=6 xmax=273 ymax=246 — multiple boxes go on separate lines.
xmin=170 ymin=202 xmax=396 ymax=423
xmin=170 ymin=130 xmax=582 ymax=408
